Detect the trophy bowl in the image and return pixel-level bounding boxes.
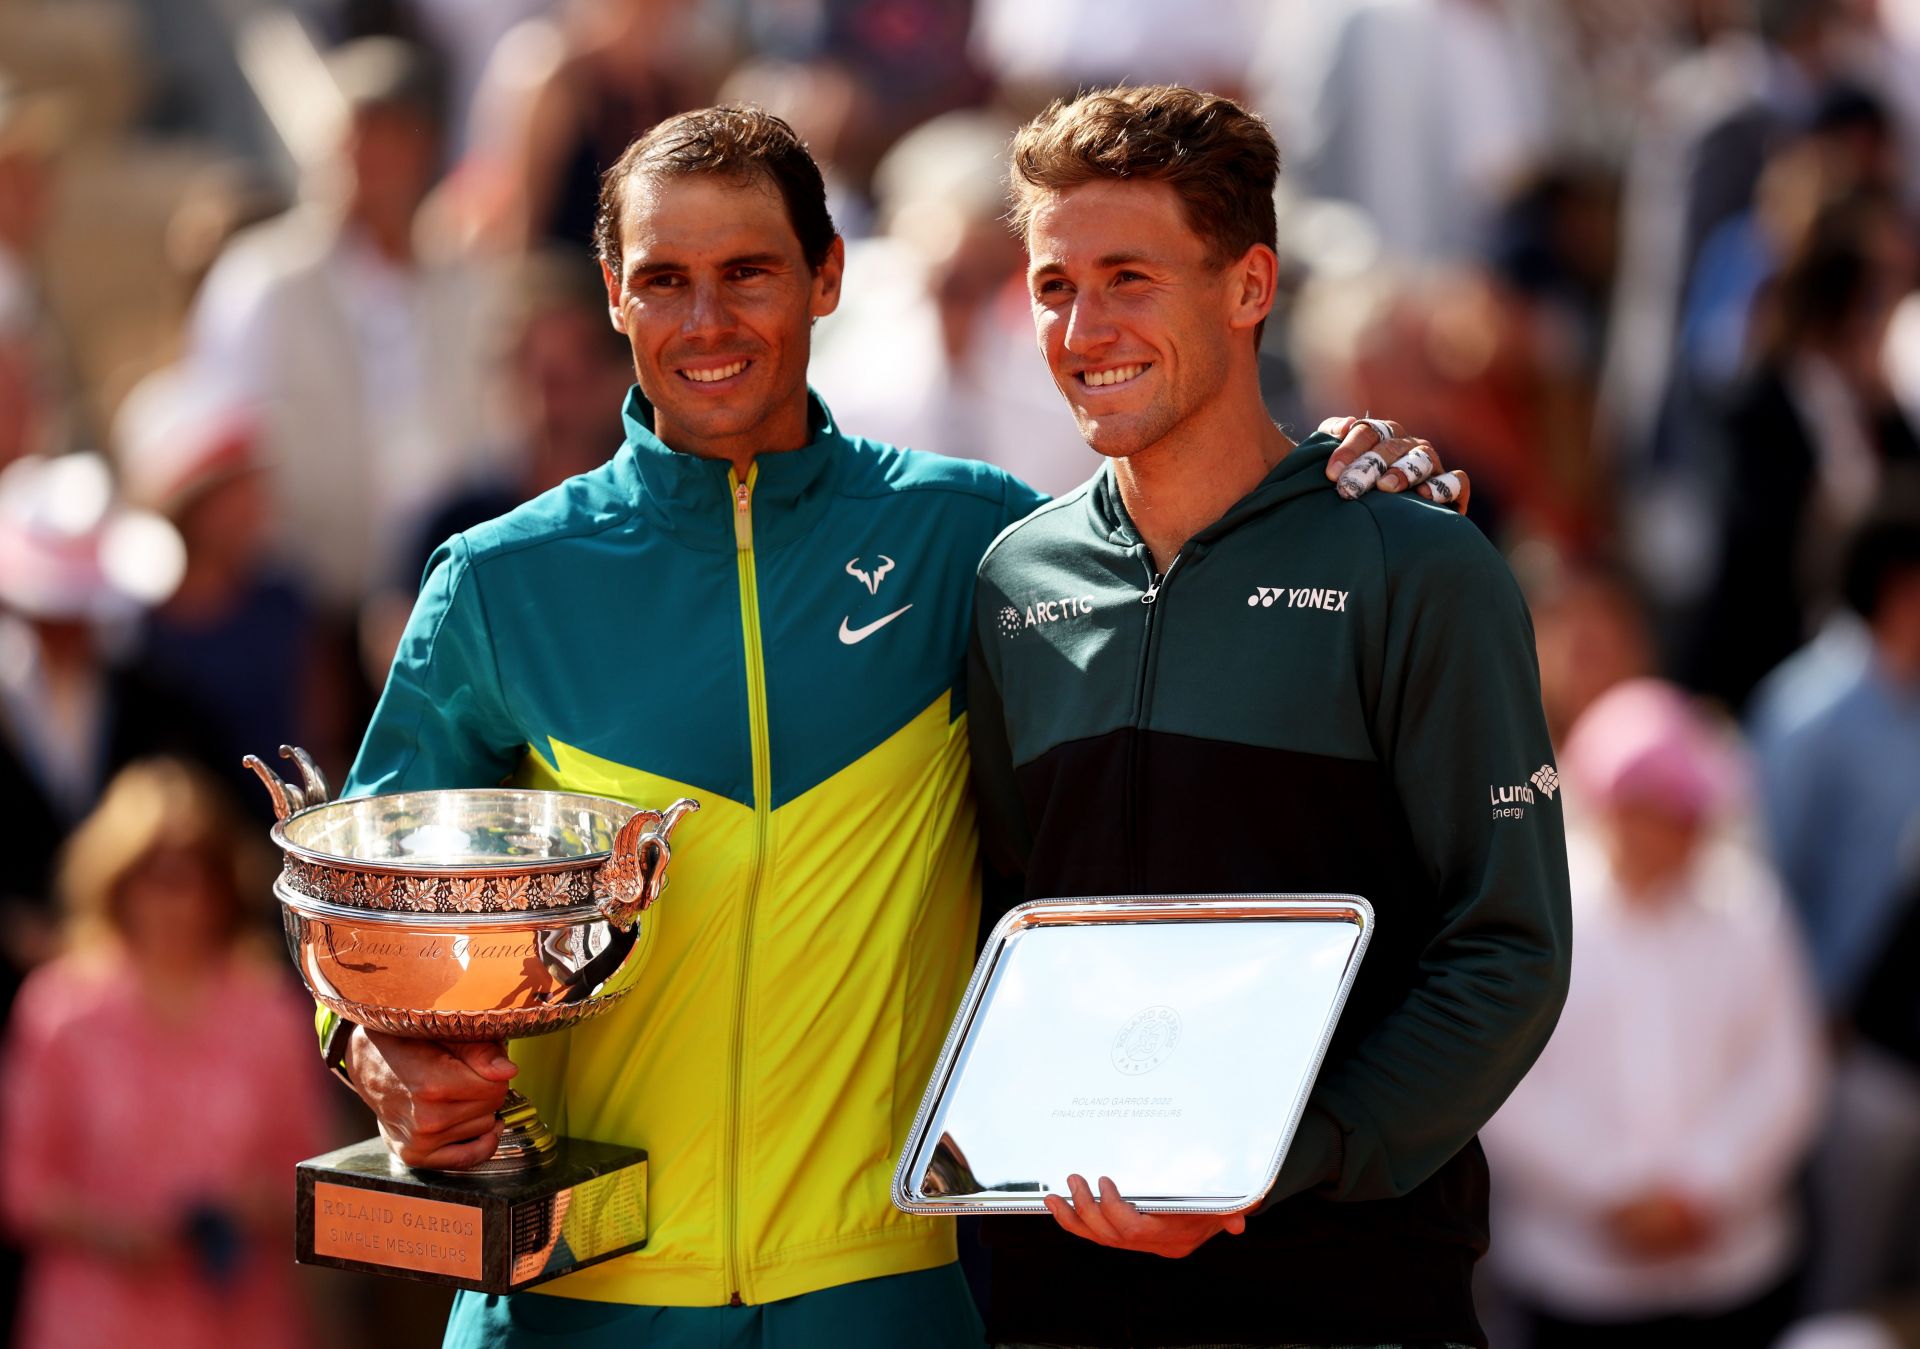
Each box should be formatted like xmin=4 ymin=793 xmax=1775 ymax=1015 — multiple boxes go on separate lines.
xmin=248 ymin=746 xmax=697 ymax=1172
xmin=247 ymin=747 xmax=697 ymax=1292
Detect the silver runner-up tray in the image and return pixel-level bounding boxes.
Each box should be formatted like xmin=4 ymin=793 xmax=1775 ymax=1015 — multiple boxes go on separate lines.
xmin=893 ymin=894 xmax=1372 ymax=1214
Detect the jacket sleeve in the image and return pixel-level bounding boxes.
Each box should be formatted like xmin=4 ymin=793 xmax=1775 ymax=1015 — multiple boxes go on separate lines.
xmin=1276 ymin=513 xmax=1572 ymax=1205
xmin=966 ymin=610 xmax=1034 ymax=892
xmin=343 ymin=535 xmax=525 ymax=798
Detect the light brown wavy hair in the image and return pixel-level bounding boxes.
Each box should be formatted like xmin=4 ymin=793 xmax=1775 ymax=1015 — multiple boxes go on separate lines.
xmin=1007 ymin=85 xmax=1281 ymax=344
xmin=58 ymin=759 xmax=269 ymax=952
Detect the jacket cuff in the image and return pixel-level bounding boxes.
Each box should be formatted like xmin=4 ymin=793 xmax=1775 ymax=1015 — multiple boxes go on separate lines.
xmin=1258 ymin=1104 xmax=1344 ymax=1211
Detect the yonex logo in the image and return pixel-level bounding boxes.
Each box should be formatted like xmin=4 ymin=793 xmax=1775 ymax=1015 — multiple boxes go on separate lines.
xmin=1248 ymin=585 xmax=1349 ymax=612
xmin=1530 ymin=764 xmax=1559 ymax=800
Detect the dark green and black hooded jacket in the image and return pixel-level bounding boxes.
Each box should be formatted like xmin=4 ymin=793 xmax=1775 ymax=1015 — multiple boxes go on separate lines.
xmin=967 ymin=433 xmax=1573 ymax=1349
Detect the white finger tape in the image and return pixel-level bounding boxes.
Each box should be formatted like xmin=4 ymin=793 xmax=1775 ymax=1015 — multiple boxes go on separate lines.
xmin=1359 ymin=417 xmax=1396 ymax=445
xmin=1336 ymin=449 xmax=1388 ymax=500
xmin=1426 ymin=471 xmax=1463 ymax=505
xmin=1390 ymin=446 xmax=1435 ymax=487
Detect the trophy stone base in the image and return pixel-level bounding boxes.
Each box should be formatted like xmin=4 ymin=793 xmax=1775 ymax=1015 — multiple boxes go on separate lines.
xmin=296 ymin=1136 xmax=648 ymax=1293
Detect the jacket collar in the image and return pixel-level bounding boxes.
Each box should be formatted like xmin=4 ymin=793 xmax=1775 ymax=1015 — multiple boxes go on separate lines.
xmin=1087 ymin=431 xmax=1341 ymax=551
xmin=616 ymin=385 xmax=843 ymax=552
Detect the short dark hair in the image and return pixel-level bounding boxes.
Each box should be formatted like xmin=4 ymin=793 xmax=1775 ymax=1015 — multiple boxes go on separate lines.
xmin=594 ymin=105 xmax=837 ymax=277
xmin=1008 ymin=85 xmax=1279 ymax=267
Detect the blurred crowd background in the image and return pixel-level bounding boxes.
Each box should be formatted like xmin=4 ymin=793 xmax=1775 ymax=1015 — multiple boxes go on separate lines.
xmin=1 ymin=0 xmax=1918 ymax=1345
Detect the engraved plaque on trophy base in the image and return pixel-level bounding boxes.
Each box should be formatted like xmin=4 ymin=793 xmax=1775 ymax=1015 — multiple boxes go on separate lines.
xmin=296 ymin=1137 xmax=648 ymax=1293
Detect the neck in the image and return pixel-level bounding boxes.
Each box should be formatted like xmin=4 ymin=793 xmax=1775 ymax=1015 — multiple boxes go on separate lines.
xmin=654 ymin=392 xmax=814 ymax=480
xmin=1111 ymin=374 xmax=1294 ymax=572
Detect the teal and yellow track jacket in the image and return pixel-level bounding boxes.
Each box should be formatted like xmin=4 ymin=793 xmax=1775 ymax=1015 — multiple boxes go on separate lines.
xmin=340 ymin=389 xmax=1043 ymax=1307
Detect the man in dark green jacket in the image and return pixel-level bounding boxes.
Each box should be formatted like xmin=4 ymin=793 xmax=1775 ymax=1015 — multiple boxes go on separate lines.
xmin=967 ymin=86 xmax=1573 ymax=1349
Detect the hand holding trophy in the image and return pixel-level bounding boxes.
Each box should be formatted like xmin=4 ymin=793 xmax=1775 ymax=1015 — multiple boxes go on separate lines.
xmin=245 ymin=746 xmax=697 ymax=1292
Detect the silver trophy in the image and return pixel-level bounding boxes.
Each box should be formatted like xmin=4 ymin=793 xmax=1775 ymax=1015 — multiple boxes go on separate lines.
xmin=247 ymin=746 xmax=697 ymax=1291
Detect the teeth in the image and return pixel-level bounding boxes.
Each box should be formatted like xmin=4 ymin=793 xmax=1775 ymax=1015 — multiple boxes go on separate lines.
xmin=1082 ymin=364 xmax=1147 ymax=387
xmin=683 ymin=360 xmax=748 ymax=383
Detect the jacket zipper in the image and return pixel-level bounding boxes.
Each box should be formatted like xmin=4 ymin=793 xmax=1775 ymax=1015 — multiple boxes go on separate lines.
xmin=726 ymin=466 xmax=772 ymax=1306
xmin=1130 ymin=552 xmax=1179 ymax=884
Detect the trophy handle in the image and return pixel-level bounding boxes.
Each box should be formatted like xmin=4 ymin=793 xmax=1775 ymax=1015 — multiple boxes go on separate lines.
xmin=243 ymin=745 xmax=334 ymax=822
xmin=594 ymin=798 xmax=699 ymax=931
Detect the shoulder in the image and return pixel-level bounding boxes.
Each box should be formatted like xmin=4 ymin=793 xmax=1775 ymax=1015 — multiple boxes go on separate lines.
xmin=449 ymin=459 xmax=637 ymax=570
xmin=1348 ymin=490 xmax=1529 ymax=624
xmin=977 ymin=476 xmax=1098 ymax=581
xmin=834 ymin=435 xmax=1046 ymax=518
xmin=210 ymin=208 xmax=337 ymax=288
xmin=9 ymin=954 xmax=120 ymax=1046
xmin=1356 ymin=488 xmax=1503 ymax=568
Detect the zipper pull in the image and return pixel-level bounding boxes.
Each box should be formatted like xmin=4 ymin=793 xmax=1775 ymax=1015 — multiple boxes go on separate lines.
xmin=733 ymin=480 xmax=752 ymax=551
xmin=1142 ymin=572 xmax=1163 ymax=605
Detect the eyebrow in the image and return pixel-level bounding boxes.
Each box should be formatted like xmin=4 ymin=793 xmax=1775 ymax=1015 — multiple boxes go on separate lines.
xmin=1028 ymin=251 xmax=1158 ymax=279
xmin=626 ymin=251 xmax=789 ymax=282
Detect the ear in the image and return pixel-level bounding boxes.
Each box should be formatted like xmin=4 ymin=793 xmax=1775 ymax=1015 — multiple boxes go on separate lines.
xmin=809 ymin=235 xmax=846 ymax=321
xmin=601 ymin=258 xmax=627 ymax=334
xmin=1226 ymin=243 xmax=1280 ymax=336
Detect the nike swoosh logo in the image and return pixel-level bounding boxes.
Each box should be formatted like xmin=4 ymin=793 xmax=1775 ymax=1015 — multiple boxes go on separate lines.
xmin=838 ymin=604 xmax=913 ymax=645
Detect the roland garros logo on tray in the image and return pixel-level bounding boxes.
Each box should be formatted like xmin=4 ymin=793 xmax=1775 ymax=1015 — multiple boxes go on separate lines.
xmin=1111 ymin=1005 xmax=1182 ymax=1076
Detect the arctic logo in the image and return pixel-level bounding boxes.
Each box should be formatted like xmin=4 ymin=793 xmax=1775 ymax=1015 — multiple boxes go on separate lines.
xmin=1248 ymin=586 xmax=1349 ymax=612
xmin=1001 ymin=595 xmax=1097 ymax=636
xmin=845 ymin=555 xmax=894 ymax=595
xmin=1530 ymin=764 xmax=1560 ymax=800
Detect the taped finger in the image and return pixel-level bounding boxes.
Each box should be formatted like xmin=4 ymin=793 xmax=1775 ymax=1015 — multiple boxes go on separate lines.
xmin=1424 ymin=471 xmax=1465 ymax=506
xmin=1388 ymin=445 xmax=1435 ymax=488
xmin=1336 ymin=449 xmax=1388 ymax=500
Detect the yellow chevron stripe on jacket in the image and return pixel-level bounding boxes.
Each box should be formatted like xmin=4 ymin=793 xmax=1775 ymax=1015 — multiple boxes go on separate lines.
xmin=507 ymin=695 xmax=980 ymax=1307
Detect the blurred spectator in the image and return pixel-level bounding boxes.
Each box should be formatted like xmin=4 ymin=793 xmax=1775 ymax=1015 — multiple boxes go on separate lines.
xmin=1754 ymin=490 xmax=1920 ymax=1310
xmin=0 ymin=78 xmax=68 ymax=468
xmin=735 ymin=0 xmax=985 ymax=198
xmin=457 ymin=0 xmax=728 ymax=253
xmin=1519 ymin=553 xmax=1658 ymax=746
xmin=359 ymin=248 xmax=633 ymax=681
xmin=112 ymin=365 xmax=344 ymax=795
xmin=1679 ymin=83 xmax=1899 ymax=394
xmin=1600 ymin=0 xmax=1870 ymax=467
xmin=0 ymin=454 xmax=224 ymax=1008
xmin=0 ymin=77 xmax=55 ymax=327
xmin=187 ymin=37 xmax=509 ymax=616
xmin=0 ymin=758 xmax=331 ymax=1349
xmin=974 ymin=0 xmax=1260 ymax=111
xmin=1482 ymin=678 xmax=1826 ymax=1349
xmin=1256 ymin=0 xmax=1554 ymax=265
xmin=1688 ymin=191 xmax=1918 ymax=711
xmin=1838 ymin=870 xmax=1920 ymax=1307
xmin=809 ymin=110 xmax=1094 ymax=496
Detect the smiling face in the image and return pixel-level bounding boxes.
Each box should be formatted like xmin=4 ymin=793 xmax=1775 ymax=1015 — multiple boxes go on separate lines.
xmin=602 ymin=172 xmax=843 ymax=463
xmin=1026 ymin=179 xmax=1257 ymax=460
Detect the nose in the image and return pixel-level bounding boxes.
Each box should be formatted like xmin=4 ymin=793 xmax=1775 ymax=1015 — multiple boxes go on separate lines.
xmin=682 ymin=277 xmax=734 ymax=341
xmin=1062 ymin=289 xmax=1118 ymax=357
